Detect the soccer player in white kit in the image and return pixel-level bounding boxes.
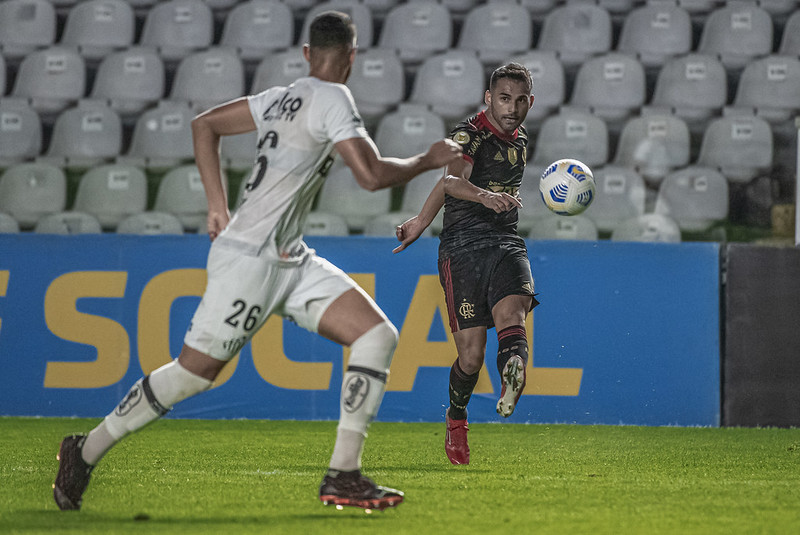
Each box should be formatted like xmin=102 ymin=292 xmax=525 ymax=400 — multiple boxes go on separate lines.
xmin=53 ymin=11 xmax=461 ymax=512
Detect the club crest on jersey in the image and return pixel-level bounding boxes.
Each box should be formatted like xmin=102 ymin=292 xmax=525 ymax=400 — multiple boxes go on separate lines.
xmin=343 ymin=374 xmax=369 ymax=413
xmin=508 ymin=148 xmax=518 ymax=165
xmin=453 ymin=131 xmax=470 ymax=145
xmin=459 ymin=299 xmax=475 ymax=319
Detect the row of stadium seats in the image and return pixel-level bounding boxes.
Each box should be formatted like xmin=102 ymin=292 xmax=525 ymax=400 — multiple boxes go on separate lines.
xmin=0 ymin=158 xmax=723 ymax=242
xmin=0 ymin=96 xmax=784 ymax=188
xmin=1 ymin=0 xmax=798 ymax=67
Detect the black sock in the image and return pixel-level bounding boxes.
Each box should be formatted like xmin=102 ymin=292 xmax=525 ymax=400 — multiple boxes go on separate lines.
xmin=448 ymin=359 xmax=479 ymax=420
xmin=496 ymin=325 xmax=528 ymax=376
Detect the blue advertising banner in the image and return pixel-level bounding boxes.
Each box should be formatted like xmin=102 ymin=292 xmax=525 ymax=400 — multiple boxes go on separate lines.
xmin=0 ymin=235 xmax=720 ymax=426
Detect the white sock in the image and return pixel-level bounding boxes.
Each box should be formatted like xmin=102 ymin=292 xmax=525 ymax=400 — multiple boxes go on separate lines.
xmin=329 ymin=321 xmax=397 ymax=471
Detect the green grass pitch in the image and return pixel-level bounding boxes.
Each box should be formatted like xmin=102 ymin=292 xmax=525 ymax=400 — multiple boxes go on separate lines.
xmin=1 ymin=417 xmax=799 ymax=534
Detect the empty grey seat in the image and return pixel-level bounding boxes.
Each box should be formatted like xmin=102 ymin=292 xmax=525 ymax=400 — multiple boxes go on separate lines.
xmin=43 ymin=100 xmax=122 ymax=169
xmin=568 ymin=52 xmax=646 ymax=122
xmin=456 ymin=0 xmax=533 ymax=65
xmin=378 ymin=1 xmax=452 ymax=64
xmin=303 ymin=211 xmax=350 ymax=237
xmin=153 ymin=164 xmax=211 ymax=232
xmin=34 ymin=211 xmax=102 ymax=234
xmin=11 ymin=46 xmax=86 ymax=116
xmin=696 ymin=115 xmax=773 ymax=184
xmin=527 ymin=213 xmax=598 ymax=241
xmin=583 ymin=165 xmax=646 ymax=233
xmin=169 ymin=47 xmax=245 ymax=112
xmin=251 ymin=48 xmax=308 ymax=94
xmin=60 ymin=0 xmax=135 ymax=60
xmin=220 ymin=131 xmax=257 ymax=172
xmin=409 ymin=50 xmax=485 ymax=123
xmin=538 ymin=3 xmax=612 ymax=66
xmin=647 ymin=54 xmax=727 ymax=121
xmin=654 ymin=166 xmax=729 ymax=232
xmin=345 ymin=48 xmax=404 ymax=121
xmin=139 ymin=0 xmax=214 ymax=61
xmin=73 ymin=163 xmax=147 ymax=230
xmin=315 ymin=165 xmax=391 ymax=232
xmin=731 ymin=55 xmax=800 ymax=123
xmin=611 ymin=213 xmax=682 ymax=243
xmin=0 ymin=212 xmax=20 ymax=233
xmin=697 ymin=3 xmax=773 ymax=70
xmin=89 ymin=46 xmax=165 ymax=117
xmin=531 ymin=110 xmax=609 ymax=169
xmin=122 ymin=100 xmax=196 ymax=170
xmin=0 ymin=98 xmax=42 ymax=167
xmin=613 ymin=114 xmax=690 ymax=185
xmin=617 ymin=3 xmax=692 ymax=68
xmin=778 ymin=10 xmax=800 ymax=56
xmin=374 ymin=103 xmax=446 ymax=159
xmin=0 ymin=0 xmax=56 ymax=60
xmin=0 ymin=161 xmax=66 ymax=228
xmin=117 ymin=211 xmax=184 ymax=235
xmin=220 ymin=0 xmax=294 ymax=62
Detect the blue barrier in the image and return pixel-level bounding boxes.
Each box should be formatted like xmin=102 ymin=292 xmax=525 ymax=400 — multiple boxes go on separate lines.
xmin=0 ymin=235 xmax=720 ymax=426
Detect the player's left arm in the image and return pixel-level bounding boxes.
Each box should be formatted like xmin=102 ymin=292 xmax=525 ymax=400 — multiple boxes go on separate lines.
xmin=443 ymin=157 xmax=522 ymax=214
xmin=191 ymin=98 xmax=257 ymax=240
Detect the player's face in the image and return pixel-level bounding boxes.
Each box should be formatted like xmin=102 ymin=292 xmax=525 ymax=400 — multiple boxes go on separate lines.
xmin=485 ymin=78 xmax=533 ymax=135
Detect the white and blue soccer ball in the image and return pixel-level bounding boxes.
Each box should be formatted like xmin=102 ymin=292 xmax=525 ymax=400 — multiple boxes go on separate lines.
xmin=539 ymin=159 xmax=596 ymax=216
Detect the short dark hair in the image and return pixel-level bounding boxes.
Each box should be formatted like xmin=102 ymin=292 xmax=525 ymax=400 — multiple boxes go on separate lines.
xmin=308 ymin=11 xmax=357 ymax=49
xmin=490 ymin=62 xmax=533 ymax=94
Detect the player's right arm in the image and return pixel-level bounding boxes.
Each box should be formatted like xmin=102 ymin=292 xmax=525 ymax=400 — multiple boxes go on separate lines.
xmin=191 ymin=98 xmax=257 ymax=241
xmin=392 ymin=175 xmax=445 ymax=253
xmin=334 ymin=136 xmax=461 ymax=191
xmin=443 ymin=157 xmax=522 ymax=214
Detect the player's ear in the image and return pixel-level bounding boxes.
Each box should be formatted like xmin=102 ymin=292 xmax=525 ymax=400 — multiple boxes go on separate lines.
xmin=529 ymin=94 xmax=535 ymax=107
xmin=484 ymin=89 xmax=491 ymax=106
xmin=302 ymin=44 xmax=311 ymax=63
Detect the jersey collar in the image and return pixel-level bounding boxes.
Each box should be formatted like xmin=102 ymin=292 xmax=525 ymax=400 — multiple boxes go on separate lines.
xmin=476 ymin=110 xmax=519 ymax=141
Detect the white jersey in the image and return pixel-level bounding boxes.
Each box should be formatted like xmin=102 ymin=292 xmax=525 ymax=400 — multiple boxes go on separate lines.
xmin=217 ymin=76 xmax=368 ymax=260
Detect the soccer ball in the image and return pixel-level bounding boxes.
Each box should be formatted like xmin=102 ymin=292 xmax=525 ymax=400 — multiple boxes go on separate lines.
xmin=539 ymin=159 xmax=596 ymax=216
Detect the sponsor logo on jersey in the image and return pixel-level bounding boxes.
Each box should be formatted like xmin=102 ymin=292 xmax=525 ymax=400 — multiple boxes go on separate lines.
xmin=262 ymin=92 xmax=303 ymax=122
xmin=494 ymin=151 xmax=504 ymax=162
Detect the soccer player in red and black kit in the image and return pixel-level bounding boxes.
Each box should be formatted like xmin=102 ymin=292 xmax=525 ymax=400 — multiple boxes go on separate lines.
xmin=394 ymin=63 xmax=537 ymax=465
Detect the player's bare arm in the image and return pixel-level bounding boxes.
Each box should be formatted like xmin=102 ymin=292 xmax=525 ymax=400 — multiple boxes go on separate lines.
xmin=443 ymin=156 xmax=522 ymax=214
xmin=393 ymin=176 xmax=446 ymax=253
xmin=191 ymin=98 xmax=258 ymax=240
xmin=335 ymin=137 xmax=461 ymax=191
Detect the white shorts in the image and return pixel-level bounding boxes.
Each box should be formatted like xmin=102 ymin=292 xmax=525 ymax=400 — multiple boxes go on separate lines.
xmin=184 ymin=239 xmax=361 ymax=361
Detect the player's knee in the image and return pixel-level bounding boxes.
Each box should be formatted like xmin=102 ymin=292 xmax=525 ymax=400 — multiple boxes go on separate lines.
xmin=148 ymin=360 xmax=213 ymax=407
xmin=348 ymin=321 xmax=398 ymax=375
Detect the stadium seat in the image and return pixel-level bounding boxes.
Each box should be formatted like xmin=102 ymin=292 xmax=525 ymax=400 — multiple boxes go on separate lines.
xmin=375 ymin=103 xmax=447 ymax=159
xmin=526 ymin=213 xmax=598 ymax=241
xmin=506 ymin=50 xmax=565 ymax=123
xmin=153 ymin=164 xmax=213 ymax=232
xmin=43 ymin=100 xmax=122 ymax=169
xmin=399 ymin=169 xmax=444 ymax=212
xmin=778 ymin=11 xmax=800 ymax=56
xmin=0 ymin=54 xmax=5 ymax=97
xmin=730 ymin=55 xmax=800 ymax=123
xmin=315 ymin=165 xmax=392 ymax=232
xmin=117 ymin=211 xmax=184 ymax=235
xmin=122 ymin=100 xmax=196 ymax=170
xmin=697 ymin=3 xmax=773 ymax=71
xmin=220 ymin=131 xmax=257 ymax=172
xmin=647 ymin=54 xmax=727 ymax=122
xmin=0 ymin=0 xmax=56 ymax=60
xmin=11 ymin=46 xmax=86 ymax=117
xmin=409 ymin=50 xmax=485 ymax=123
xmin=0 ymin=162 xmax=66 ymax=229
xmin=346 ymin=48 xmax=404 ymax=123
xmin=378 ymin=1 xmax=452 ymax=64
xmin=568 ymin=52 xmax=646 ymax=122
xmin=169 ymin=47 xmax=245 ymax=112
xmin=518 ymin=0 xmax=558 ymax=18
xmin=0 ymin=212 xmax=20 ymax=233
xmin=89 ymin=46 xmax=165 ymax=117
xmin=613 ymin=114 xmax=691 ymax=185
xmin=583 ymin=165 xmax=646 ymax=233
xmin=456 ymin=0 xmax=533 ymax=65
xmin=251 ymin=48 xmax=308 ymax=94
xmin=531 ymin=110 xmax=609 ymax=169
xmin=60 ymin=0 xmax=135 ymax=61
xmin=516 ymin=164 xmax=552 ymax=228
xmin=616 ymin=3 xmax=692 ymax=68
xmin=34 ymin=211 xmax=102 ymax=234
xmin=139 ymin=0 xmax=214 ymax=61
xmin=610 ymin=213 xmax=682 ymax=243
xmin=537 ymin=3 xmax=612 ymax=67
xmin=220 ymin=0 xmax=294 ymax=62
xmin=654 ymin=166 xmax=729 ymax=232
xmin=72 ymin=163 xmax=148 ymax=230
xmin=676 ymin=0 xmax=716 ymax=15
xmin=757 ymin=0 xmax=799 ymax=16
xmin=364 ymin=211 xmax=433 ymax=237
xmin=303 ymin=211 xmax=350 ymax=237
xmin=298 ymin=1 xmax=374 ymax=48
xmin=696 ymin=115 xmax=773 ymax=184
xmin=0 ymin=98 xmax=42 ymax=167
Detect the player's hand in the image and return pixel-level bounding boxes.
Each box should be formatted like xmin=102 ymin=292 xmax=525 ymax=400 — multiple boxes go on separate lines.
xmin=479 ymin=191 xmax=523 ymax=213
xmin=393 ymin=216 xmax=426 ymax=253
xmin=207 ymin=209 xmax=230 ymax=241
xmin=422 ymin=139 xmax=462 ymax=169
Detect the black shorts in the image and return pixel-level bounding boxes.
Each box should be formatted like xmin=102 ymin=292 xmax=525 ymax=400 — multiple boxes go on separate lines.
xmin=438 ymin=243 xmax=537 ymax=332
